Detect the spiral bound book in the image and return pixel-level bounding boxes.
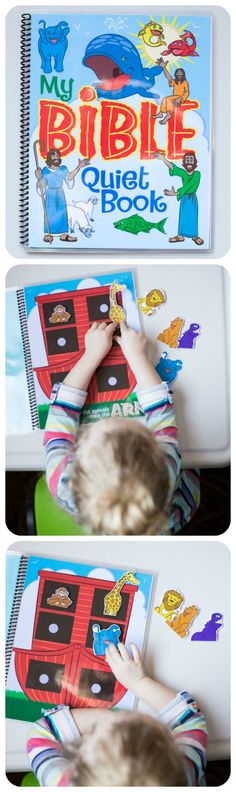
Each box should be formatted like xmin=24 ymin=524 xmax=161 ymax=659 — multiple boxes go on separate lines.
xmin=19 ymin=10 xmax=212 ymax=250
xmin=6 ymin=551 xmax=154 ymax=721
xmin=6 ymin=270 xmax=142 ymax=435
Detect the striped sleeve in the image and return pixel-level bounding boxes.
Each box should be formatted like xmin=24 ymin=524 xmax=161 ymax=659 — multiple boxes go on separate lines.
xmin=168 ymin=468 xmax=201 ymax=534
xmin=137 ymin=383 xmax=182 ymax=501
xmin=27 ymin=706 xmax=80 ymax=786
xmin=43 ymin=382 xmax=87 ymax=515
xmin=157 ymin=691 xmax=208 ymax=786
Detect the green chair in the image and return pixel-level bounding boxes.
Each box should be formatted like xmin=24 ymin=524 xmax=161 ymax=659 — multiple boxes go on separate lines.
xmin=21 ymin=772 xmax=40 ymax=786
xmin=26 ymin=475 xmax=89 ymax=536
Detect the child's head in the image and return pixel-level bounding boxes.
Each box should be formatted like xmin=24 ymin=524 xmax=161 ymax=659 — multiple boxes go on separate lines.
xmin=65 ymin=710 xmax=187 ymax=786
xmin=71 ymin=418 xmax=169 ymax=535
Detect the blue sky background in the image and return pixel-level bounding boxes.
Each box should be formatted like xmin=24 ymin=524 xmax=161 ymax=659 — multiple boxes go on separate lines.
xmin=30 ymin=13 xmax=212 ymax=142
xmin=24 ymin=270 xmax=136 ymax=316
xmin=22 ymin=555 xmax=154 ymax=611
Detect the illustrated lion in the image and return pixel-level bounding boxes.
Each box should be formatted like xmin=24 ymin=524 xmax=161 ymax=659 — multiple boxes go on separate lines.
xmin=137 ymin=289 xmax=166 ymax=316
xmin=154 ymin=589 xmax=184 ymax=621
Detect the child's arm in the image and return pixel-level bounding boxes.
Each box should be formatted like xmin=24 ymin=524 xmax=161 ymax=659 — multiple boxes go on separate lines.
xmin=106 ymin=643 xmax=207 ymax=785
xmin=106 ymin=641 xmax=177 ymax=710
xmin=115 ymin=323 xmax=181 ymax=501
xmin=156 ymin=691 xmax=208 ymax=785
xmin=44 ymin=322 xmax=116 ymax=511
xmin=26 ymin=706 xmax=80 ymax=786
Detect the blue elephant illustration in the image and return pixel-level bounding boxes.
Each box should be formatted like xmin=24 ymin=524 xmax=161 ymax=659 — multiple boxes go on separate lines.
xmin=92 ymin=623 xmax=121 ymax=656
xmin=155 ymin=352 xmax=183 ymax=384
xmin=38 ymin=20 xmax=70 ymax=74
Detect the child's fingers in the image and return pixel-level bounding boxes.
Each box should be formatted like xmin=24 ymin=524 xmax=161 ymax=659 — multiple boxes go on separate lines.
xmin=106 ymin=643 xmax=120 ymax=664
xmin=119 ymin=320 xmax=127 ymax=334
xmin=90 ymin=322 xmax=99 ymax=331
xmin=130 ymin=643 xmax=141 ymax=664
xmin=118 ymin=642 xmax=131 ymax=663
xmin=106 ymin=321 xmax=117 ymax=334
xmin=97 ymin=321 xmax=108 ymax=330
xmin=113 ymin=335 xmax=121 ymax=346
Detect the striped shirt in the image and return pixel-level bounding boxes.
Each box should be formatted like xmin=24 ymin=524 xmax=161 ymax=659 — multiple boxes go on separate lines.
xmin=44 ymin=382 xmax=200 ymax=534
xmin=27 ymin=692 xmax=208 ymax=786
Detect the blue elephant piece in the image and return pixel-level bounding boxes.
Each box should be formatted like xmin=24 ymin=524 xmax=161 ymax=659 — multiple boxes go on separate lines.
xmin=156 ymin=352 xmax=183 ymax=384
xmin=38 ymin=20 xmax=70 ymax=74
xmin=92 ymin=623 xmax=121 ymax=656
xmin=83 ymin=34 xmax=162 ymax=100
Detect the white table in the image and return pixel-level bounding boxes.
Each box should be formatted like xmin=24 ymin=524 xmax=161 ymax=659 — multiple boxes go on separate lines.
xmin=6 ymin=262 xmax=230 ymax=468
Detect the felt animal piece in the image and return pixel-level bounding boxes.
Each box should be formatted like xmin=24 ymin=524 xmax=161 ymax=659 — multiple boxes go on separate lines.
xmin=155 ymin=352 xmax=183 ymax=384
xmin=109 ymin=282 xmax=126 ymax=323
xmin=138 ymin=22 xmax=166 ymax=48
xmin=154 ymin=589 xmax=184 ymax=622
xmin=178 ymin=323 xmax=200 ymax=349
xmin=169 ymin=605 xmax=200 ymax=638
xmin=161 ymin=31 xmax=199 ymax=58
xmin=47 ymin=587 xmax=72 ymax=608
xmin=49 ymin=304 xmax=71 ymax=324
xmin=83 ymin=34 xmax=162 ymax=100
xmin=92 ymin=623 xmax=121 ymax=656
xmin=113 ymin=215 xmax=167 ymax=235
xmin=104 ymin=571 xmax=140 ymax=617
xmin=38 ymin=20 xmax=70 ymax=74
xmin=137 ymin=289 xmax=166 ymax=316
xmin=67 ymin=197 xmax=98 ymax=237
xmin=191 ymin=613 xmax=223 ymax=642
xmin=158 ymin=318 xmax=184 ymax=348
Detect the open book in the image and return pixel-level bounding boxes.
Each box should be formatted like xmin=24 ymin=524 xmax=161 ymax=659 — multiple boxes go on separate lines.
xmin=6 ymin=270 xmax=143 ymax=435
xmin=6 ymin=551 xmax=154 ymax=721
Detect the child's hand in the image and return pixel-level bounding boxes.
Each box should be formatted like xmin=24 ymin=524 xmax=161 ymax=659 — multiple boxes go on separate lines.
xmin=105 ymin=642 xmax=146 ymax=695
xmin=63 ymin=322 xmax=117 ymax=389
xmin=114 ymin=322 xmax=162 ymax=388
xmin=85 ymin=321 xmax=117 ymax=366
xmin=114 ymin=322 xmax=148 ymax=366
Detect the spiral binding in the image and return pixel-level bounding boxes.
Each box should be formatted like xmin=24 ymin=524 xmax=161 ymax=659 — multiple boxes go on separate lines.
xmin=19 ymin=13 xmax=31 ymax=244
xmin=5 ymin=555 xmax=29 ymax=683
xmin=17 ymin=289 xmax=39 ymax=429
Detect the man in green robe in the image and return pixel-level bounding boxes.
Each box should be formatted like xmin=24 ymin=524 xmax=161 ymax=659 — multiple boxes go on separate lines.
xmin=153 ymin=151 xmax=203 ymax=245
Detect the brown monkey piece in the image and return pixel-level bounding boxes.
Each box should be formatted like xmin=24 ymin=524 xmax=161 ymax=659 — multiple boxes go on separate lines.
xmin=49 ymin=304 xmax=71 ymax=324
xmin=47 ymin=586 xmax=73 ymax=608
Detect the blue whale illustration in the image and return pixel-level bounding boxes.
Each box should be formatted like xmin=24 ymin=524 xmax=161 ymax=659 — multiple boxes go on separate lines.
xmin=82 ymin=34 xmax=162 ymax=100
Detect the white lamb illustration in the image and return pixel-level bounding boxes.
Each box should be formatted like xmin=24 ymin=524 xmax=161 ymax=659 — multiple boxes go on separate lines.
xmin=67 ymin=197 xmax=98 ymax=238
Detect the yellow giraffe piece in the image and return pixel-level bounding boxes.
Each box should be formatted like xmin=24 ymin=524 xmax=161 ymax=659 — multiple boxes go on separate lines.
xmin=109 ymin=281 xmax=126 ymax=324
xmin=104 ymin=571 xmax=140 ymax=617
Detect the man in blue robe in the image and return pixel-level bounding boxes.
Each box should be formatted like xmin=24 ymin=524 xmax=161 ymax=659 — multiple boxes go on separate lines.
xmin=35 ymin=149 xmax=89 ymax=242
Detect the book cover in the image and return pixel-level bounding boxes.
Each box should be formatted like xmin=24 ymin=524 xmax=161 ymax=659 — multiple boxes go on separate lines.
xmin=22 ymin=12 xmax=212 ymax=250
xmin=6 ymin=553 xmax=154 ymax=721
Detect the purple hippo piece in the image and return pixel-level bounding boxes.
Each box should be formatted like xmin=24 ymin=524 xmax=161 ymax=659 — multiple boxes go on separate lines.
xmin=178 ymin=323 xmax=200 ymax=349
xmin=155 ymin=352 xmax=183 ymax=384
xmin=191 ymin=612 xmax=223 ymax=641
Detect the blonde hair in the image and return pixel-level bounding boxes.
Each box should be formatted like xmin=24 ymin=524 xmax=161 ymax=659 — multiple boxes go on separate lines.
xmin=64 ymin=712 xmax=187 ymax=786
xmin=70 ymin=420 xmax=169 ymax=535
